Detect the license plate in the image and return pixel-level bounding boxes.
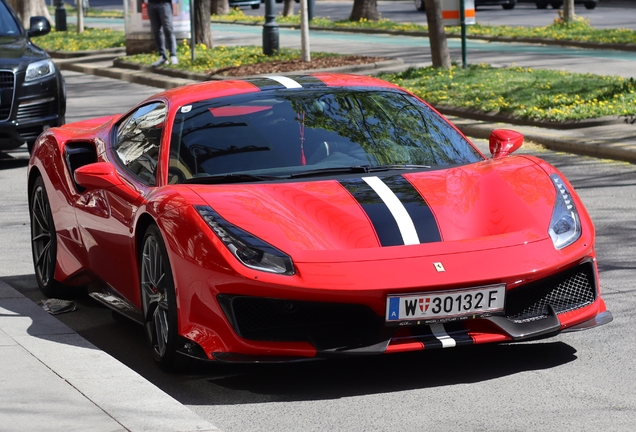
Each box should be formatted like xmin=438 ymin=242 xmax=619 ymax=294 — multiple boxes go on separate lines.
xmin=386 ymin=284 xmax=506 ymax=322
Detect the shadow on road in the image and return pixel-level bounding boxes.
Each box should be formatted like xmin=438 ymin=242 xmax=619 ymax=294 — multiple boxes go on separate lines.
xmin=0 ymin=151 xmax=29 ymax=170
xmin=2 ymin=274 xmax=579 ymax=407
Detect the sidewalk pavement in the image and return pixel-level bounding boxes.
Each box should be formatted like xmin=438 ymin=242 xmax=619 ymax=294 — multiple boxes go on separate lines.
xmin=0 ymin=280 xmax=219 ymax=432
xmin=2 ymin=48 xmax=634 ymax=432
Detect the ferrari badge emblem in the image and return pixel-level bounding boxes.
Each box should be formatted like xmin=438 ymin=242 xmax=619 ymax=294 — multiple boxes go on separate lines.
xmin=434 ymin=262 xmax=445 ymax=272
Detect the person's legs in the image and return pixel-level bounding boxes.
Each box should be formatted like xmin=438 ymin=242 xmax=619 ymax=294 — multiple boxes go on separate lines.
xmin=147 ymin=2 xmax=167 ymax=65
xmin=157 ymin=2 xmax=178 ymax=64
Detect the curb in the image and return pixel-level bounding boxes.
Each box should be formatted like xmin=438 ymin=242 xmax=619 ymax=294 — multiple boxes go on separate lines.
xmin=111 ymin=57 xmax=405 ymax=80
xmin=450 ymin=117 xmax=636 ymax=164
xmin=433 ymin=105 xmax=624 ymax=130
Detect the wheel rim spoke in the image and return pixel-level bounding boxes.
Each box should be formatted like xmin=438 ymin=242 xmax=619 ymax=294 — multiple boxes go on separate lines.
xmin=141 ymin=234 xmax=171 ymax=359
xmin=31 ymin=186 xmax=54 ymax=284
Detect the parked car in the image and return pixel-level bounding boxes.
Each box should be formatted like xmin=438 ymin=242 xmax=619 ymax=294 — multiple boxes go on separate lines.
xmin=0 ymin=0 xmax=66 ymax=153
xmin=229 ymin=0 xmax=260 ymax=9
xmin=415 ymin=0 xmax=517 ymax=12
xmin=29 ymin=74 xmax=612 ymax=370
xmin=518 ymin=0 xmax=597 ymax=9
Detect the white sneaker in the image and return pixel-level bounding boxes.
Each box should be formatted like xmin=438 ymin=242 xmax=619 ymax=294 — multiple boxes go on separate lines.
xmin=170 ymin=56 xmax=179 ymax=65
xmin=151 ymin=57 xmax=167 ymax=67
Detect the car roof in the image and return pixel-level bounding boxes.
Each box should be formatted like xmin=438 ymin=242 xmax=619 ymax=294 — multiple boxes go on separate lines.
xmin=145 ymin=74 xmax=403 ymax=108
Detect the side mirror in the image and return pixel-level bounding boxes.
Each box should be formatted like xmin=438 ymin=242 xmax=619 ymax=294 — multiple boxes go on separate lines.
xmin=27 ymin=16 xmax=51 ymax=38
xmin=74 ymin=162 xmax=141 ymax=202
xmin=489 ymin=129 xmax=524 ymax=159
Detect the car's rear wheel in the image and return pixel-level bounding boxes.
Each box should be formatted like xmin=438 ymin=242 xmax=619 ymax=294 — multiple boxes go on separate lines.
xmin=30 ymin=176 xmax=66 ymax=298
xmin=414 ymin=0 xmax=426 ymax=11
xmin=251 ymin=3 xmax=260 ymax=9
xmin=140 ymin=225 xmax=179 ymax=370
xmin=502 ymin=1 xmax=516 ymax=10
xmin=536 ymin=1 xmax=548 ymax=8
xmin=551 ymin=1 xmax=563 ymax=8
xmin=584 ymin=1 xmax=596 ymax=9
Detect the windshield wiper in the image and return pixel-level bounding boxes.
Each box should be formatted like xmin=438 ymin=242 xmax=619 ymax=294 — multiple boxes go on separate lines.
xmin=289 ymin=165 xmax=431 ymax=179
xmin=366 ymin=164 xmax=431 ymax=172
xmin=289 ymin=166 xmax=370 ymax=179
xmin=182 ymin=173 xmax=281 ymax=184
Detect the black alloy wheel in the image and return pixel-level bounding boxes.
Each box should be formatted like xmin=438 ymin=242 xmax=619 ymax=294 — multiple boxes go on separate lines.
xmin=30 ymin=177 xmax=65 ymax=297
xmin=140 ymin=225 xmax=179 ymax=370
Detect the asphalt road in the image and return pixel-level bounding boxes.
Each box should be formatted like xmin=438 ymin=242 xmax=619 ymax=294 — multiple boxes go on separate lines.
xmin=240 ymin=0 xmax=636 ymax=29
xmin=1 ymin=70 xmax=635 ymax=431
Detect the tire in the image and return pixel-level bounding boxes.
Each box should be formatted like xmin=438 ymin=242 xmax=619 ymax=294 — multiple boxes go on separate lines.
xmin=414 ymin=0 xmax=426 ymax=12
xmin=502 ymin=3 xmax=515 ymax=10
xmin=550 ymin=1 xmax=563 ymax=8
xmin=140 ymin=225 xmax=180 ymax=371
xmin=30 ymin=176 xmax=67 ymax=298
xmin=584 ymin=1 xmax=596 ymax=9
xmin=536 ymin=1 xmax=548 ymax=8
xmin=251 ymin=3 xmax=260 ymax=8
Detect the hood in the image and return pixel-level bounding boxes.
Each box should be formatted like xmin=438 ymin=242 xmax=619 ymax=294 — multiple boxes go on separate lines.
xmin=187 ymin=156 xmax=557 ymax=259
xmin=0 ymin=36 xmax=47 ymax=69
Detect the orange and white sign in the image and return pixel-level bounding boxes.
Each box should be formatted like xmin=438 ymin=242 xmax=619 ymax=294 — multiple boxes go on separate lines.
xmin=442 ymin=0 xmax=476 ymax=26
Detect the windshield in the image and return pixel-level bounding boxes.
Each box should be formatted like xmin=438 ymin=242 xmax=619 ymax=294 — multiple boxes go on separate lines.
xmin=169 ymin=88 xmax=483 ymax=183
xmin=0 ymin=2 xmax=20 ymax=36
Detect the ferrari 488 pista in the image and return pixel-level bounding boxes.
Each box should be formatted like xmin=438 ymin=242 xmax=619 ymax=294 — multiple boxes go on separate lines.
xmin=28 ymin=74 xmax=612 ymax=369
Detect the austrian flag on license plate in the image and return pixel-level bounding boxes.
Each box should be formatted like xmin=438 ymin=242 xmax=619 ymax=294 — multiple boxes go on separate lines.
xmin=386 ymin=284 xmax=506 ymax=322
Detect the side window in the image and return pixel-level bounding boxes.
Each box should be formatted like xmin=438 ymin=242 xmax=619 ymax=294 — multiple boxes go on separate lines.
xmin=114 ymin=102 xmax=167 ymax=185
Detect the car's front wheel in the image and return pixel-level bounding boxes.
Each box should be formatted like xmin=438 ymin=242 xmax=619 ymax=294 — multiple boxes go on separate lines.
xmin=584 ymin=1 xmax=596 ymax=9
xmin=502 ymin=0 xmax=516 ymax=9
xmin=140 ymin=225 xmax=179 ymax=370
xmin=30 ymin=176 xmax=66 ymax=297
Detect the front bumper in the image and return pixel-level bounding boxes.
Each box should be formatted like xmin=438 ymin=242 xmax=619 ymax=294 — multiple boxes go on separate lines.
xmin=205 ymin=260 xmax=611 ymax=362
xmin=0 ymin=69 xmax=65 ymax=152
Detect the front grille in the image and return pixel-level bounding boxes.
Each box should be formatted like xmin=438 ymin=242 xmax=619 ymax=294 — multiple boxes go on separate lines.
xmin=219 ymin=295 xmax=384 ymax=350
xmin=16 ymin=98 xmax=57 ymax=123
xmin=0 ymin=71 xmax=15 ymax=121
xmin=505 ymin=261 xmax=596 ymax=323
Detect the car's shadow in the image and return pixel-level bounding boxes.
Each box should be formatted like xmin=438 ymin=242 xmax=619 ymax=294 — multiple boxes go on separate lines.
xmin=0 ymin=151 xmax=29 ymax=169
xmin=0 ymin=274 xmax=579 ymax=406
xmin=192 ymin=341 xmax=577 ymax=404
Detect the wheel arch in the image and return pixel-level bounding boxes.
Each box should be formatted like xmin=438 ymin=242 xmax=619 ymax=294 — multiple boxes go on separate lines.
xmin=27 ymin=166 xmax=43 ymax=211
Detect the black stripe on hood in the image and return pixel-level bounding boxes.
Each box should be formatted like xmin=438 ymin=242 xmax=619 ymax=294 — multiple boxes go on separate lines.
xmin=339 ymin=174 xmax=441 ymax=247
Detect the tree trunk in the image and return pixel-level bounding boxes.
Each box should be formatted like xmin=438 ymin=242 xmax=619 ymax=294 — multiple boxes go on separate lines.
xmin=424 ymin=0 xmax=451 ymax=69
xmin=349 ymin=0 xmax=379 ymax=21
xmin=196 ymin=0 xmax=214 ymax=48
xmin=211 ymin=0 xmax=230 ymax=15
xmin=562 ymin=0 xmax=575 ymax=23
xmin=283 ymin=0 xmax=295 ymax=17
xmin=7 ymin=0 xmax=51 ymax=28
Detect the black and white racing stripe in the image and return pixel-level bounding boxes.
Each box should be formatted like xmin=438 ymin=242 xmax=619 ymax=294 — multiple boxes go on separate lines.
xmin=409 ymin=322 xmax=474 ymax=349
xmin=246 ymin=75 xmax=327 ymax=90
xmin=340 ymin=175 xmax=441 ymax=247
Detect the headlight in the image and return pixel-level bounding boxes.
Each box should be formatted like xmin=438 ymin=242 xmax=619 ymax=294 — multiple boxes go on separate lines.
xmin=195 ymin=205 xmax=295 ymax=275
xmin=548 ymin=174 xmax=581 ymax=250
xmin=25 ymin=59 xmax=56 ymax=82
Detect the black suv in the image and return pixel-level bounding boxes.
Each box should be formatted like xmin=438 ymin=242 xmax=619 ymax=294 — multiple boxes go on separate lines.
xmin=0 ymin=0 xmax=65 ymax=153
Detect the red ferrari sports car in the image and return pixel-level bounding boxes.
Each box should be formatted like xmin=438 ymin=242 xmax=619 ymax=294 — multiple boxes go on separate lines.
xmin=28 ymin=74 xmax=612 ymax=370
